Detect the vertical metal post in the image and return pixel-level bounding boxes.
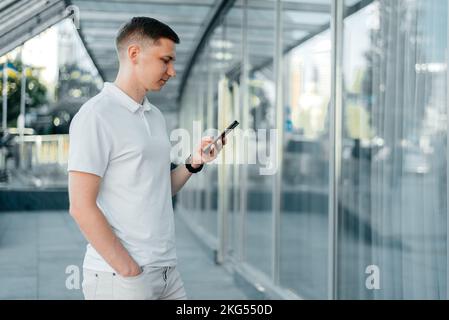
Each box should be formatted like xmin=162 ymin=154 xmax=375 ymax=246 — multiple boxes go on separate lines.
xmin=217 ymin=14 xmax=230 ymax=264
xmin=206 ymin=46 xmax=213 ymax=219
xmin=328 ymin=0 xmax=344 ymax=300
xmin=232 ymin=81 xmax=240 ymax=257
xmin=20 ymin=61 xmax=26 ymax=137
xmin=217 ymin=76 xmax=229 ymax=264
xmin=272 ymin=0 xmax=283 ymax=286
xmin=19 ymin=60 xmax=27 ymax=169
xmin=239 ymin=0 xmax=249 ymax=263
xmin=196 ymin=83 xmax=203 ymax=222
xmin=446 ymin=0 xmax=449 ymax=300
xmin=2 ymin=62 xmax=7 ymax=135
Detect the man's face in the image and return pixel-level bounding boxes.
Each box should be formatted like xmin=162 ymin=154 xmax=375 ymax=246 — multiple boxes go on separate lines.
xmin=134 ymin=37 xmax=177 ymax=92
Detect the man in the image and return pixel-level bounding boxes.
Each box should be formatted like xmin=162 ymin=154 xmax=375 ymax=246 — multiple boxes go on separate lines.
xmin=68 ymin=17 xmax=224 ymax=300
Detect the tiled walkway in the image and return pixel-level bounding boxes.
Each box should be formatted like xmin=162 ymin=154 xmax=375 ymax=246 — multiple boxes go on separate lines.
xmin=0 ymin=210 xmax=248 ymax=300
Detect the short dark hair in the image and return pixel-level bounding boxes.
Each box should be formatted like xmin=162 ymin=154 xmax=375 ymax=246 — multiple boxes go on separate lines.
xmin=115 ymin=17 xmax=180 ymax=54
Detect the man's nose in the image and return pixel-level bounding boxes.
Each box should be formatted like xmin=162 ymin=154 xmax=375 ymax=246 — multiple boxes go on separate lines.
xmin=168 ymin=64 xmax=176 ymax=78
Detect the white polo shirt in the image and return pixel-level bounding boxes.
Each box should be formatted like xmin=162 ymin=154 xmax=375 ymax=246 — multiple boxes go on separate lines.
xmin=68 ymin=82 xmax=176 ymax=272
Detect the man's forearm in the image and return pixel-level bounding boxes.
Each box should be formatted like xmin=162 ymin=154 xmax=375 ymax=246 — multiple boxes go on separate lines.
xmin=171 ymin=163 xmax=198 ymax=196
xmin=70 ymin=205 xmax=140 ymax=276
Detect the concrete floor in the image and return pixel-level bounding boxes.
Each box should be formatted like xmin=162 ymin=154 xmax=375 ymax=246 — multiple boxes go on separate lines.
xmin=0 ymin=210 xmax=249 ymax=300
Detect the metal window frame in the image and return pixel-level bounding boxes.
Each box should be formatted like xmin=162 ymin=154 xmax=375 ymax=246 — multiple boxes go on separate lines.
xmin=0 ymin=0 xmax=68 ymax=57
xmin=177 ymin=0 xmax=237 ymax=103
xmin=447 ymin=0 xmax=449 ymax=301
xmin=238 ymin=0 xmax=249 ymax=264
xmin=328 ymin=0 xmax=344 ymax=301
xmin=272 ymin=0 xmax=283 ymax=286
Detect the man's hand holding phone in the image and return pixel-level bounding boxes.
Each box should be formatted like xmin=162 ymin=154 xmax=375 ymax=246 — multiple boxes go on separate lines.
xmin=189 ymin=120 xmax=239 ymax=167
xmin=190 ymin=135 xmax=227 ymax=168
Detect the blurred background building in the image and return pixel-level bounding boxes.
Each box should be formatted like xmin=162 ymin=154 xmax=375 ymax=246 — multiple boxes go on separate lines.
xmin=0 ymin=0 xmax=448 ymax=300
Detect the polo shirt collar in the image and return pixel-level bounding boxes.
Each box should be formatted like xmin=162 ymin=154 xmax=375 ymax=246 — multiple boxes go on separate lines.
xmin=103 ymin=82 xmax=152 ymax=113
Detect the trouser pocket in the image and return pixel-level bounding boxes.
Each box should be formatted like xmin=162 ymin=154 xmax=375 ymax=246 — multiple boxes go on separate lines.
xmin=82 ymin=269 xmax=99 ymax=300
xmin=113 ymin=268 xmax=148 ymax=300
xmin=82 ymin=269 xmax=114 ymax=300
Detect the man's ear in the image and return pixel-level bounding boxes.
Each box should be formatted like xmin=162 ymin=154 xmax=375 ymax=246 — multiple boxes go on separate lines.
xmin=127 ymin=44 xmax=140 ymax=64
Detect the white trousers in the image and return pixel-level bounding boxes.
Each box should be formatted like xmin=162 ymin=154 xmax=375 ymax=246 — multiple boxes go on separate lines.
xmin=82 ymin=265 xmax=187 ymax=300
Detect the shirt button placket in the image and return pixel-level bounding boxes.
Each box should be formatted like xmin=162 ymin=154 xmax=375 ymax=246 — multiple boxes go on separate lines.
xmin=140 ymin=109 xmax=152 ymax=136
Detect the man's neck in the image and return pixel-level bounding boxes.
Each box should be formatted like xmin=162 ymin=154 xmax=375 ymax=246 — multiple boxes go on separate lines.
xmin=113 ymin=74 xmax=147 ymax=105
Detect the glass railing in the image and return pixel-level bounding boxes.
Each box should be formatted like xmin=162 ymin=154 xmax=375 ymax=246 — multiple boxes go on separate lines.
xmin=1 ymin=134 xmax=69 ymax=188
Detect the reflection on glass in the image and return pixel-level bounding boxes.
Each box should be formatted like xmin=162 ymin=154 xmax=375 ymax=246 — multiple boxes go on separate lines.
xmin=243 ymin=0 xmax=276 ymax=278
xmin=339 ymin=0 xmax=447 ymax=299
xmin=280 ymin=27 xmax=331 ymax=298
xmin=178 ymin=0 xmax=448 ymax=300
xmin=223 ymin=7 xmax=243 ymax=260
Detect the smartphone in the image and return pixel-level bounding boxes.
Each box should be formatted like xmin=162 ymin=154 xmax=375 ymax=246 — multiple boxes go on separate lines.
xmin=203 ymin=120 xmax=239 ymax=154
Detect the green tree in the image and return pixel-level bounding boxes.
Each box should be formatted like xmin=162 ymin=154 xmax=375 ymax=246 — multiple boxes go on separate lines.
xmin=0 ymin=59 xmax=48 ymax=128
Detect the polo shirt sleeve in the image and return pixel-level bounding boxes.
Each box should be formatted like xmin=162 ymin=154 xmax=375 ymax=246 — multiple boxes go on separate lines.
xmin=67 ymin=109 xmax=112 ymax=178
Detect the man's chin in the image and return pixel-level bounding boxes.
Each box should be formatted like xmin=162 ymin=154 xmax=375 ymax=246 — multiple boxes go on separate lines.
xmin=151 ymin=83 xmax=165 ymax=91
xmin=148 ymin=85 xmax=162 ymax=92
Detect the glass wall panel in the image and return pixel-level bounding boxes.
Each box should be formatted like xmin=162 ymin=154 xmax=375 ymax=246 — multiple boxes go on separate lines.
xmin=201 ymin=25 xmax=227 ymax=240
xmin=202 ymin=44 xmax=219 ymax=239
xmin=179 ymin=0 xmax=449 ymax=300
xmin=244 ymin=0 xmax=276 ymax=278
xmin=222 ymin=6 xmax=244 ymax=260
xmin=178 ymin=51 xmax=212 ymax=235
xmin=194 ymin=51 xmax=211 ymax=233
xmin=179 ymin=64 xmax=198 ymax=219
xmin=279 ymin=0 xmax=332 ymax=300
xmin=339 ymin=0 xmax=447 ymax=299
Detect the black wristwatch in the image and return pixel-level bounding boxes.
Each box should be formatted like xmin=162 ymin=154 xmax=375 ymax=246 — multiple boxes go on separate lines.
xmin=185 ymin=155 xmax=204 ymax=173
